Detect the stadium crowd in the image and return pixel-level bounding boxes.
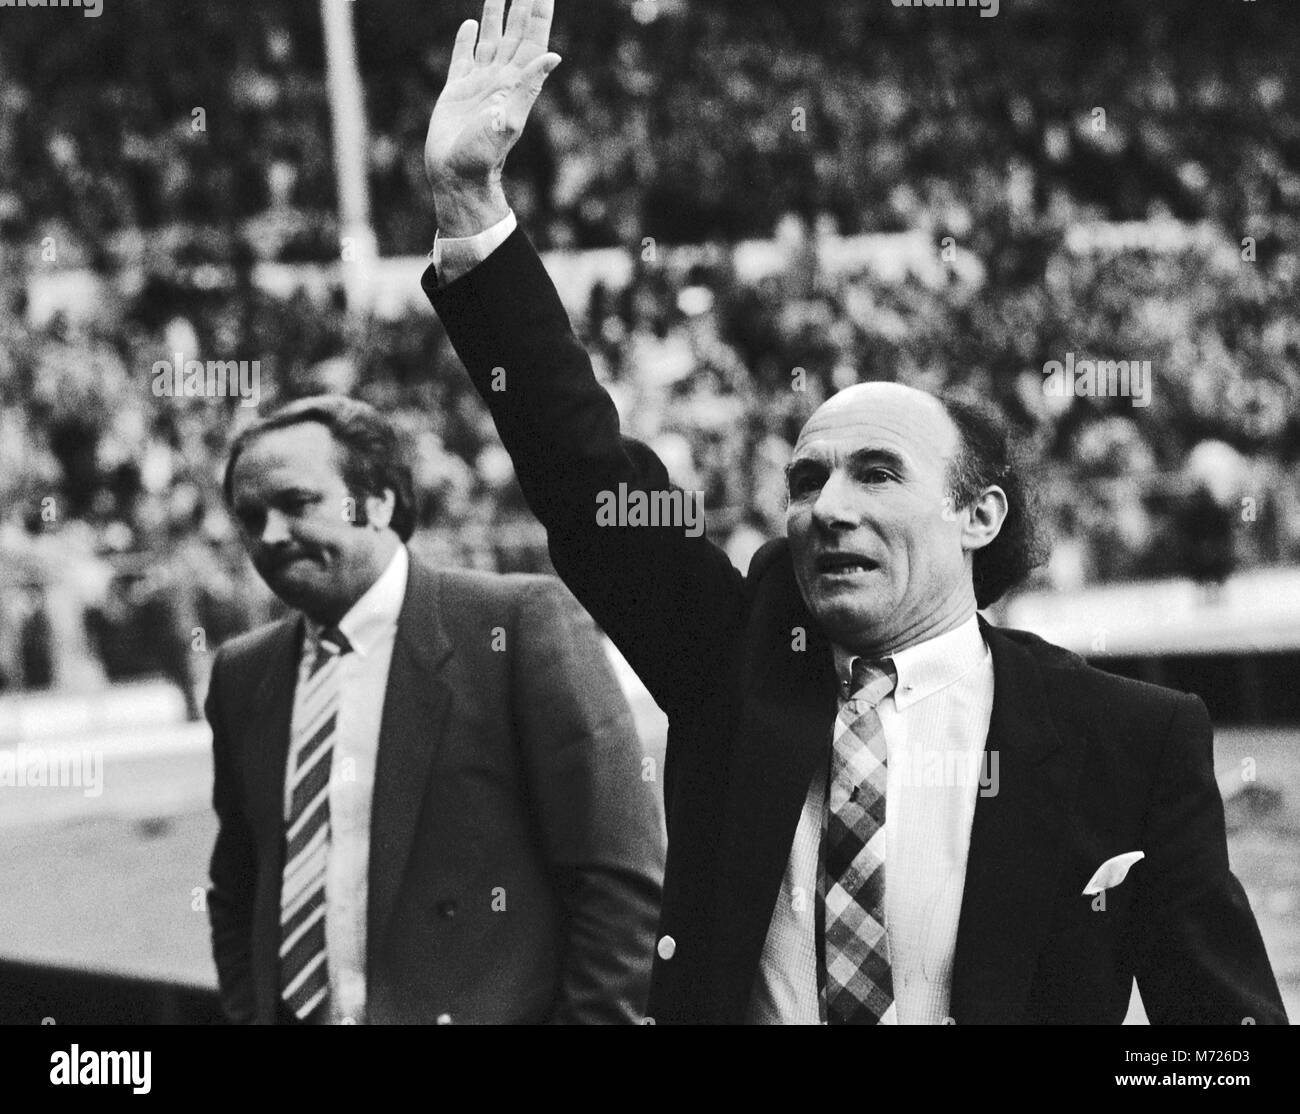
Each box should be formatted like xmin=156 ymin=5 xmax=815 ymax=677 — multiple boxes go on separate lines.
xmin=1 ymin=0 xmax=1298 ymax=695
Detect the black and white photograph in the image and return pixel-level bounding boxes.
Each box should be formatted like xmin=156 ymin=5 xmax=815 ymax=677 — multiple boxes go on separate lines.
xmin=0 ymin=0 xmax=1296 ymax=1093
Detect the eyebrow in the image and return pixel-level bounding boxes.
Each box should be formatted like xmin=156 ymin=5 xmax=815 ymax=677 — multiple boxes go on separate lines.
xmin=232 ymin=486 xmax=320 ymax=511
xmin=785 ymin=447 xmax=909 ymax=479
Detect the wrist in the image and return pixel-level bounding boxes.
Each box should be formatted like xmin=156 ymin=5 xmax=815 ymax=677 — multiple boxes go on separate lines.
xmin=431 ymin=177 xmax=510 ymax=238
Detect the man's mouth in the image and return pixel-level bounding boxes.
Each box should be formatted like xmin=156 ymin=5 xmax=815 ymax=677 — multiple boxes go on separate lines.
xmin=271 ymin=552 xmax=320 ymax=574
xmin=814 ymin=552 xmax=879 ymax=576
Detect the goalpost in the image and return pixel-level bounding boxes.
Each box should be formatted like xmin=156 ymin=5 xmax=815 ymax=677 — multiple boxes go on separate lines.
xmin=319 ymin=0 xmax=377 ymax=311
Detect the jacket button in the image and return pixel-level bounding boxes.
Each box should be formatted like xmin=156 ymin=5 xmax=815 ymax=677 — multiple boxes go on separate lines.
xmin=436 ymin=1013 xmax=452 ymax=1025
xmin=657 ymin=935 xmax=676 ymax=960
xmin=437 ymin=899 xmax=458 ymax=919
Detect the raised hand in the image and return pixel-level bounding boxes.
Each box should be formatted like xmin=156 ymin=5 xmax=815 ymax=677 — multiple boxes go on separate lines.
xmin=425 ymin=0 xmax=561 ymax=205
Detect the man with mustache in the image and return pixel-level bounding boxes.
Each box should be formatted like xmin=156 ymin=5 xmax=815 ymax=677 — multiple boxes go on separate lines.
xmin=206 ymin=394 xmax=664 ymax=1023
xmin=418 ymin=0 xmax=1286 ymax=1023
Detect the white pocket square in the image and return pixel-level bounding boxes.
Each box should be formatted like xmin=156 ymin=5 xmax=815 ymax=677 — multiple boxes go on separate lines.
xmin=1082 ymin=851 xmax=1145 ymax=895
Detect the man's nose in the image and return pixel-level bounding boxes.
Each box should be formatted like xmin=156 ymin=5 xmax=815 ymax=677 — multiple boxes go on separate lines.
xmin=810 ymin=470 xmax=861 ymax=531
xmin=259 ymin=508 xmax=293 ymax=546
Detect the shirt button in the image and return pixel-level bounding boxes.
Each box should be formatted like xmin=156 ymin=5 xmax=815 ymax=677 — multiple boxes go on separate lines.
xmin=657 ymin=935 xmax=676 ymax=960
xmin=437 ymin=899 xmax=458 ymax=919
xmin=436 ymin=1013 xmax=453 ymax=1025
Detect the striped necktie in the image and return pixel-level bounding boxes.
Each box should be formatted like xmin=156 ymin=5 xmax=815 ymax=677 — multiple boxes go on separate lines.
xmin=822 ymin=657 xmax=897 ymax=1025
xmin=280 ymin=625 xmax=351 ymax=1022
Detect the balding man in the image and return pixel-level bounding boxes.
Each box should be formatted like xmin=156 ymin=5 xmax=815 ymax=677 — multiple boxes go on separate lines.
xmin=417 ymin=0 xmax=1286 ymax=1025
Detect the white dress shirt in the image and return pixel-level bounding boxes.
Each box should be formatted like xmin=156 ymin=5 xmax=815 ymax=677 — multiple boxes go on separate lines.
xmin=286 ymin=545 xmax=409 ymax=1024
xmin=748 ymin=614 xmax=995 ymax=1024
xmin=431 ymin=211 xmax=518 ymax=287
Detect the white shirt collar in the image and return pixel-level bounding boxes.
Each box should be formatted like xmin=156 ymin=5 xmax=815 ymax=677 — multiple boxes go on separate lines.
xmin=834 ymin=614 xmax=987 ymax=710
xmin=307 ymin=545 xmax=409 ymax=660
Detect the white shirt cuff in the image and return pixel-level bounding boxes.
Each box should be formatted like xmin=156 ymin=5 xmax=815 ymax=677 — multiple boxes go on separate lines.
xmin=430 ymin=210 xmax=518 ymax=287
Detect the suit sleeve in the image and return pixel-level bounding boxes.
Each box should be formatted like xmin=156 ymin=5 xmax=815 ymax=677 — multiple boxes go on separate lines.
xmin=424 ymin=232 xmax=747 ymax=716
xmin=511 ymin=578 xmax=665 ymax=1024
xmin=1128 ymin=693 xmax=1288 ymax=1024
xmin=206 ymin=655 xmax=258 ymax=1024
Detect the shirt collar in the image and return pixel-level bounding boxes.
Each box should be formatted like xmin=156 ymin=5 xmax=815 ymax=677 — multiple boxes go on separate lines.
xmin=833 ymin=614 xmax=987 ymax=710
xmin=306 ymin=545 xmax=409 ymax=660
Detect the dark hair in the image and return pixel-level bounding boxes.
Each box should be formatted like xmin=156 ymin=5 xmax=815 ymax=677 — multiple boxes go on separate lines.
xmin=222 ymin=395 xmax=417 ymax=542
xmin=939 ymin=393 xmax=1047 ymax=608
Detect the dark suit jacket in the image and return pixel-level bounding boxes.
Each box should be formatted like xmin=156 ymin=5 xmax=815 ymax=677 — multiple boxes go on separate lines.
xmin=206 ymin=557 xmax=664 ymax=1024
xmin=424 ymin=228 xmax=1287 ymax=1025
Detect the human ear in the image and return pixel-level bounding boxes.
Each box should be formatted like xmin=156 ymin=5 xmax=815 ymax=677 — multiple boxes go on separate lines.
xmin=365 ymin=488 xmax=397 ymax=532
xmin=961 ymin=485 xmax=1008 ymax=553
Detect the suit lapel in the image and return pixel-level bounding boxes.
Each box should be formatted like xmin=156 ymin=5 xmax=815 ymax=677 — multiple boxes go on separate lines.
xmin=366 ymin=560 xmax=455 ymax=966
xmin=245 ymin=616 xmax=302 ymax=851
xmin=237 ymin=616 xmax=301 ymax=1021
xmin=712 ymin=545 xmax=838 ymax=1019
xmin=950 ymin=618 xmax=1081 ymax=1023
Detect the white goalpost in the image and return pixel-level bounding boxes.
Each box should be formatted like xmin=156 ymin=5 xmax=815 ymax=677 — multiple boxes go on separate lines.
xmin=319 ymin=0 xmax=378 ymax=311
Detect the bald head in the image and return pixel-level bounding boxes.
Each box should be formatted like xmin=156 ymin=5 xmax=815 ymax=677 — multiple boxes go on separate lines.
xmin=794 ymin=382 xmax=960 ymax=463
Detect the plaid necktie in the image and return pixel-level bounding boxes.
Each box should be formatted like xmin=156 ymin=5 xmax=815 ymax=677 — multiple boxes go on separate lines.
xmin=280 ymin=625 xmax=351 ymax=1021
xmin=821 ymin=656 xmax=897 ymax=1025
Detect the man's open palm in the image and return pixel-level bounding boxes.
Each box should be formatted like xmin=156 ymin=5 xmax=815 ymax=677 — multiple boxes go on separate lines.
xmin=425 ymin=0 xmax=561 ymax=188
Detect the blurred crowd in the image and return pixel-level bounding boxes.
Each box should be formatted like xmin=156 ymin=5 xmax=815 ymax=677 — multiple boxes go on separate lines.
xmin=4 ymin=224 xmax=1298 ymax=701
xmin=3 ymin=0 xmax=1299 ymax=260
xmin=1 ymin=0 xmax=1298 ymax=697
